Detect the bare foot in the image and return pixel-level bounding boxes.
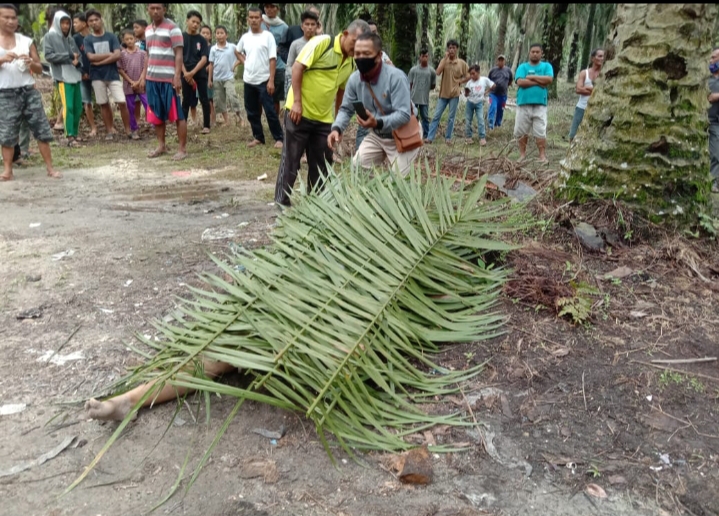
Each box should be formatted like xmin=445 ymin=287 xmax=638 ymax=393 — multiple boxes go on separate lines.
xmin=172 ymin=151 xmax=187 ymax=161
xmin=88 ymin=130 xmax=97 ymax=138
xmin=201 ymin=127 xmax=210 ymax=134
xmin=0 ymin=173 xmax=13 ymax=181
xmin=148 ymin=147 xmax=167 ymax=159
xmin=247 ymin=139 xmax=263 ymax=148
xmin=47 ymin=168 xmax=62 ymax=179
xmin=273 ymin=141 xmax=283 ymax=149
xmin=53 ymin=123 xmax=64 ymax=131
xmin=85 ymin=397 xmax=136 ymax=422
xmin=480 ymin=138 xmax=487 ymax=146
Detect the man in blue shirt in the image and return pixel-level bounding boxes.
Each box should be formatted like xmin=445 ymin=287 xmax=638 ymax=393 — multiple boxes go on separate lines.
xmin=514 ymin=43 xmax=553 ymax=163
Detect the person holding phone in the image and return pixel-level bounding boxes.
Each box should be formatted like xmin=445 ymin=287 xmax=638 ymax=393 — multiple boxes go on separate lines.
xmin=328 ymin=32 xmax=419 ymax=177
xmin=274 ymin=18 xmax=369 ymax=208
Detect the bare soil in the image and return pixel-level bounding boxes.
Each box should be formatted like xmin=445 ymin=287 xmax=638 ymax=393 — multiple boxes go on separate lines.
xmin=1 ymin=90 xmax=718 ymax=516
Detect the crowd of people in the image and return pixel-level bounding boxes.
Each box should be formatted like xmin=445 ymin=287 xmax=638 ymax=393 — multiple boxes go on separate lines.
xmin=2 ymin=3 xmax=718 ymax=195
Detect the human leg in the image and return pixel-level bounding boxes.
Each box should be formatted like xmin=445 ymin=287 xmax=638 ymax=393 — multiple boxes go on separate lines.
xmin=495 ymin=94 xmax=507 ymax=127
xmin=487 ymin=93 xmax=498 ymax=130
xmin=85 ymin=359 xmax=235 ymax=421
xmin=532 ymin=105 xmax=548 ymax=162
xmin=23 ymin=88 xmax=61 ymax=177
xmin=181 ymin=77 xmax=194 ymax=121
xmin=568 ymin=106 xmax=585 ymax=141
xmin=514 ymin=105 xmax=533 ymax=161
xmin=58 ymin=82 xmax=70 ymax=137
xmin=710 ymin=124 xmax=719 ymax=190
xmin=244 ymin=82 xmax=265 ymax=144
xmin=477 ymin=102 xmax=486 ymax=142
xmin=92 ymin=81 xmax=115 ymax=134
xmin=81 ymin=80 xmax=97 ymax=136
xmin=259 ymin=82 xmax=284 ymax=145
xmin=426 ymin=97 xmax=449 ymax=142
xmin=126 ymin=94 xmax=139 ymax=132
xmin=444 ymin=97 xmax=459 ymax=142
xmin=18 ymin=119 xmax=30 ymax=156
xmin=353 ymin=132 xmax=388 ymax=170
xmin=356 ymin=125 xmax=369 ymax=150
xmin=416 ymin=104 xmax=429 ymax=137
xmin=306 ymin=120 xmax=333 ymax=194
xmin=215 ymin=79 xmax=228 ymax=116
xmin=0 ymin=89 xmax=23 ymax=178
xmin=465 ymin=101 xmax=476 ymax=138
xmin=273 ymin=69 xmax=285 ymax=118
xmin=68 ymin=82 xmax=82 ymax=138
xmin=195 ymin=77 xmax=211 ymax=131
xmin=275 ymin=113 xmax=312 ymax=206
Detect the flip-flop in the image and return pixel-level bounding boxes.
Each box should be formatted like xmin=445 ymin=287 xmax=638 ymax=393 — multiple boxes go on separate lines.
xmin=172 ymin=152 xmax=187 ymax=161
xmin=147 ymin=148 xmax=167 ymax=159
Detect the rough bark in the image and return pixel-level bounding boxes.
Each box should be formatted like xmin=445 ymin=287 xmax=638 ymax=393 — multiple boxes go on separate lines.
xmin=391 ymin=4 xmax=417 ymax=73
xmin=420 ymin=4 xmax=430 ymax=52
xmin=542 ymin=3 xmax=569 ymax=99
xmin=511 ymin=4 xmax=533 ymax=75
xmin=433 ymin=4 xmax=444 ymax=67
xmin=496 ymin=5 xmax=510 ymax=57
xmin=457 ymin=4 xmax=471 ymax=62
xmin=561 ymin=4 xmax=718 ymax=226
xmin=375 ymin=3 xmax=392 ymax=48
xmin=580 ymin=3 xmax=597 ymax=69
xmin=566 ymin=31 xmax=579 ymax=82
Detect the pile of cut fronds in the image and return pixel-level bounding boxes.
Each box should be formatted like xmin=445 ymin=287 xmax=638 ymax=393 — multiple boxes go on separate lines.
xmin=69 ymin=161 xmax=524 ymax=493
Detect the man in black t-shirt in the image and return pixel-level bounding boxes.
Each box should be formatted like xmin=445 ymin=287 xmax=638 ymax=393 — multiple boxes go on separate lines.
xmin=182 ymin=10 xmax=211 ymax=132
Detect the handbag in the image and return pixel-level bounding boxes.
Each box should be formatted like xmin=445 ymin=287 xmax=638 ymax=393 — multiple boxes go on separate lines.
xmin=366 ymin=83 xmax=423 ymax=153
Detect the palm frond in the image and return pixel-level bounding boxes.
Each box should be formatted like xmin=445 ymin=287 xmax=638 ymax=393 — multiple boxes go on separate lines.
xmin=70 ymin=161 xmax=526 ymax=492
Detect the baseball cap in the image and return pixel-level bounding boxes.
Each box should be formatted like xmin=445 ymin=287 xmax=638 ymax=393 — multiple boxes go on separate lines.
xmin=497 ymin=54 xmax=506 ymax=60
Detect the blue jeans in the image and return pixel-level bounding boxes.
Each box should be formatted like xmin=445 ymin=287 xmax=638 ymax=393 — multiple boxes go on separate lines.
xmin=427 ymin=96 xmax=459 ymax=142
xmin=356 ymin=125 xmax=368 ymax=149
xmin=415 ymin=104 xmax=429 ymax=137
xmin=465 ymin=101 xmax=485 ymax=139
xmin=487 ymin=93 xmax=507 ymax=130
xmin=568 ymin=106 xmax=585 ymax=140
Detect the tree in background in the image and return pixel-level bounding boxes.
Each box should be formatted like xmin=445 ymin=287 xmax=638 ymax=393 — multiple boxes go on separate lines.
xmin=391 ymin=4 xmax=417 ymax=73
xmin=566 ymin=31 xmax=579 ymax=82
xmin=579 ymin=3 xmax=597 ymax=71
xmin=541 ymin=3 xmax=569 ymax=99
xmin=433 ymin=3 xmax=444 ymax=67
xmin=457 ymin=4 xmax=470 ymax=62
xmin=562 ymin=3 xmax=718 ymax=226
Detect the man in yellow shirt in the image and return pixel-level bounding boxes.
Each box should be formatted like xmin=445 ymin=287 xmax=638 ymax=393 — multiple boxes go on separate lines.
xmin=274 ymin=18 xmax=369 ymax=208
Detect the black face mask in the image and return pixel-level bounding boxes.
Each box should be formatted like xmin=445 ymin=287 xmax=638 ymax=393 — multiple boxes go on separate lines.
xmin=356 ymin=55 xmax=378 ymax=75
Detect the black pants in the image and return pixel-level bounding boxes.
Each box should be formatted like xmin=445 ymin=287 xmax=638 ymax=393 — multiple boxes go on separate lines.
xmin=274 ymin=113 xmax=333 ymax=206
xmin=244 ymin=81 xmax=283 ymax=144
xmin=181 ymin=76 xmax=210 ymax=129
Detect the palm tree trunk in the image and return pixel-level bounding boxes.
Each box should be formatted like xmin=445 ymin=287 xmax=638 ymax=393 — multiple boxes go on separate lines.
xmin=235 ymin=4 xmax=247 ymax=39
xmin=457 ymin=4 xmax=471 ymax=62
xmin=542 ymin=3 xmax=569 ymax=100
xmin=496 ymin=4 xmax=510 ymax=57
xmin=420 ymin=4 xmax=430 ymax=52
xmin=391 ymin=4 xmax=417 ymax=73
xmin=579 ymin=3 xmax=597 ymax=70
xmin=562 ymin=3 xmax=718 ymax=225
xmin=375 ymin=3 xmax=391 ymax=47
xmin=511 ymin=4 xmax=533 ymax=75
xmin=566 ymin=31 xmax=579 ymax=82
xmin=433 ymin=4 xmax=444 ymax=66
xmin=202 ymin=4 xmax=212 ymax=28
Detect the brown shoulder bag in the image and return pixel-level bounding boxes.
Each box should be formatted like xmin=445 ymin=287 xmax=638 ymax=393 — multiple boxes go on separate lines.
xmin=366 ymin=83 xmax=424 ymax=153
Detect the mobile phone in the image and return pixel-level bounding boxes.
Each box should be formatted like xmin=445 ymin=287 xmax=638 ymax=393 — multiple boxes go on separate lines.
xmin=353 ymin=101 xmax=368 ymax=120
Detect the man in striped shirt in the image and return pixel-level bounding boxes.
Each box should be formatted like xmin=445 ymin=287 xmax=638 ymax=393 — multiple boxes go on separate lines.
xmin=145 ymin=3 xmax=187 ymax=161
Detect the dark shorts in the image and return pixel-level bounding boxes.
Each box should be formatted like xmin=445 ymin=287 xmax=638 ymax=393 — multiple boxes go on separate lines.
xmin=273 ymin=69 xmax=285 ymax=104
xmin=207 ymin=86 xmax=214 ymax=101
xmin=146 ymin=80 xmax=185 ymax=125
xmin=0 ymin=86 xmax=54 ymax=148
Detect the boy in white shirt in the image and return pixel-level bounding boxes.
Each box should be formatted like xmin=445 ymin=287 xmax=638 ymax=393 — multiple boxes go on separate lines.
xmin=464 ymin=64 xmax=494 ymax=145
xmin=235 ymin=7 xmax=283 ymax=148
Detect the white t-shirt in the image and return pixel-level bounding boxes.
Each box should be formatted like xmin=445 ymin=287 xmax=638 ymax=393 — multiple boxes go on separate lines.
xmin=236 ymin=30 xmax=276 ymax=85
xmin=465 ymin=77 xmax=494 ymax=104
xmin=0 ymin=34 xmax=35 ymax=89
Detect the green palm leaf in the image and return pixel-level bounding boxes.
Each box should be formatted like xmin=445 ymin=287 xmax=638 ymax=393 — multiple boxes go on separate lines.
xmin=69 ymin=162 xmax=525 ymax=494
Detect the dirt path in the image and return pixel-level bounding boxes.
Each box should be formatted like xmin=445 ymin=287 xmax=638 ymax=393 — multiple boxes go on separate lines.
xmin=0 ymin=155 xmax=711 ymax=516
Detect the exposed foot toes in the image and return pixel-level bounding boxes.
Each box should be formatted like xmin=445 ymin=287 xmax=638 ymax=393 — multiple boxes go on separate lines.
xmin=172 ymin=151 xmax=187 ymax=161
xmin=85 ymin=397 xmax=135 ymax=421
xmin=147 ymin=148 xmax=167 ymax=159
xmin=47 ymin=170 xmax=62 ymax=179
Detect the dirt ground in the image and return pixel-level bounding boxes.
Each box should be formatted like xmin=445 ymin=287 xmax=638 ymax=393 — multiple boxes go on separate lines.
xmin=1 ymin=90 xmax=718 ymax=516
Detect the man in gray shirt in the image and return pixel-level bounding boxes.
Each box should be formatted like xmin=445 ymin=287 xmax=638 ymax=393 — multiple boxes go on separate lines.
xmin=408 ymin=49 xmax=436 ymax=137
xmin=329 ymin=33 xmax=419 ymax=176
xmin=709 ymin=46 xmax=719 ymax=193
xmin=487 ymin=54 xmax=513 ymax=130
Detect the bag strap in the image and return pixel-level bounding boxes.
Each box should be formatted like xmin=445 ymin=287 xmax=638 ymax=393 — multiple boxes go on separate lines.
xmin=366 ymin=81 xmax=414 ymax=118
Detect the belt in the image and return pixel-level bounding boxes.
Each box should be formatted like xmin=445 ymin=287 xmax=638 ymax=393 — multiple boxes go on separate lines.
xmin=0 ymin=85 xmax=35 ymax=93
xmin=373 ymin=130 xmax=393 ymax=139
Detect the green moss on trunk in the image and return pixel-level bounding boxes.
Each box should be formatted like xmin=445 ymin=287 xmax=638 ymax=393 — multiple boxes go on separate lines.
xmin=560 ymin=3 xmax=718 ymax=227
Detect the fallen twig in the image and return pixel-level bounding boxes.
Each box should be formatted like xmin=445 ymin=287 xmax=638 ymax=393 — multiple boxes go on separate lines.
xmin=631 ymin=361 xmax=719 ymax=383
xmin=45 ymin=325 xmax=82 ymax=367
xmin=0 ymin=436 xmax=76 ymax=478
xmin=650 ymin=357 xmax=716 ymax=365
xmin=581 ymin=371 xmax=587 ymax=411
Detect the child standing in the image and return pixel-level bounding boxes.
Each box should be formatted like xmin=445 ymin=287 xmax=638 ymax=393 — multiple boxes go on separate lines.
xmin=208 ymin=25 xmax=243 ymax=126
xmin=199 ymin=25 xmax=216 ymax=127
xmin=464 ymin=64 xmax=495 ymax=146
xmin=117 ymin=29 xmax=148 ymax=140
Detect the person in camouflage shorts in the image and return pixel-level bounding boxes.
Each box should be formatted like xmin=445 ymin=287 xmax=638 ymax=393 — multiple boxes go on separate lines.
xmin=0 ymin=4 xmax=61 ymax=181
